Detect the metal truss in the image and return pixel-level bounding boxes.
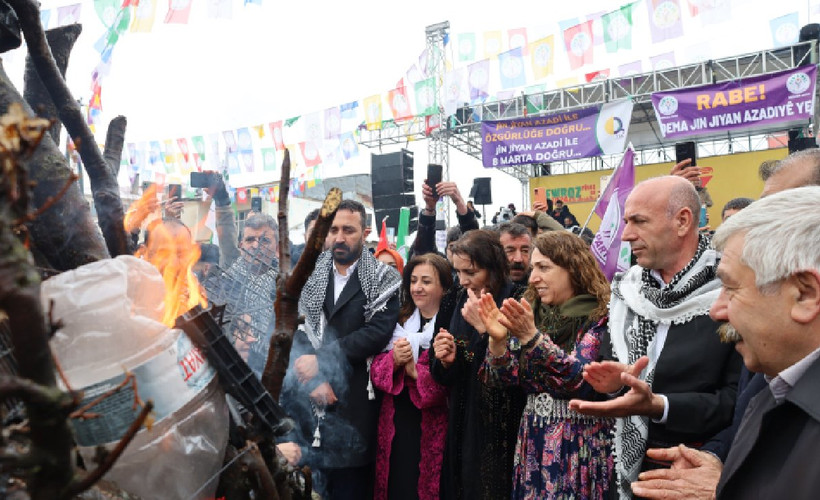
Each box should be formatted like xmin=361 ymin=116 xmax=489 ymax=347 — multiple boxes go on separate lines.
xmin=360 ymin=39 xmax=818 ymax=186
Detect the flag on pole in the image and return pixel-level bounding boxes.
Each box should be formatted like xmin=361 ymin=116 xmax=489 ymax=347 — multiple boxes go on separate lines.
xmin=591 ymin=146 xmax=635 ymax=280
xmin=376 ymin=217 xmax=389 ymax=254
xmin=396 ymin=207 xmax=411 ymax=261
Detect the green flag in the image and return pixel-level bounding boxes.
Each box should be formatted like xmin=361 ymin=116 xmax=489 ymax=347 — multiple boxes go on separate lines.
xmin=415 ymin=78 xmax=437 ymax=116
xmin=396 ymin=207 xmax=411 ymax=261
xmin=602 ymin=3 xmax=635 ymax=53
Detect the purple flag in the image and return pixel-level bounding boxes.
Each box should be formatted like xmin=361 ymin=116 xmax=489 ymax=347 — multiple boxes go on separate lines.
xmin=591 ymin=147 xmax=635 ymax=280
xmin=647 ymin=0 xmax=684 ymax=43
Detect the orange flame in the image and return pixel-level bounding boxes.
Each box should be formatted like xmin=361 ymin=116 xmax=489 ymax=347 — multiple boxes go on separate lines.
xmin=128 ymin=189 xmax=208 ymax=326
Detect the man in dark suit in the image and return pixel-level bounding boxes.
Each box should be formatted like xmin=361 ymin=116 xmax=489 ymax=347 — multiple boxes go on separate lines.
xmin=629 ymin=149 xmax=820 ymax=499
xmin=569 ymin=176 xmax=740 ymax=498
xmin=279 ymin=199 xmax=401 ymax=499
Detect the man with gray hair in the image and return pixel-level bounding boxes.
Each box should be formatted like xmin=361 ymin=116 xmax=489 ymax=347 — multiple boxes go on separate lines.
xmin=707 ymin=186 xmax=820 ymax=498
xmin=568 ymin=176 xmax=740 ymax=498
xmin=759 ymin=147 xmax=820 ymax=196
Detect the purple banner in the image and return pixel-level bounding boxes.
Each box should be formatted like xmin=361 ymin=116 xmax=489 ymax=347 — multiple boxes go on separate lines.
xmin=481 ymin=100 xmax=632 ymax=168
xmin=652 ymin=65 xmax=817 ymax=140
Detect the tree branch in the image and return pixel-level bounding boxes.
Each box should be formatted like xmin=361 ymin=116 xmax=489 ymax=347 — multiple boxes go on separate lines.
xmin=7 ymin=0 xmax=129 ymax=258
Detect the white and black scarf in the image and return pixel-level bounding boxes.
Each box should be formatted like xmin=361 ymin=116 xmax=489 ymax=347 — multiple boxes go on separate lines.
xmin=609 ymin=234 xmax=721 ymax=498
xmin=298 ymin=249 xmax=402 ymax=350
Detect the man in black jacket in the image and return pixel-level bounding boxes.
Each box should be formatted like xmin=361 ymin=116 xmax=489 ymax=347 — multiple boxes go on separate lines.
xmin=569 ymin=176 xmax=740 ymax=498
xmin=279 ymin=199 xmax=401 ymax=499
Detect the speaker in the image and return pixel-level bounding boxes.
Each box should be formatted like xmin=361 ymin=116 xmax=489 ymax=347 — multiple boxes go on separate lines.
xmin=373 ymin=193 xmax=416 ymax=211
xmin=372 ymin=178 xmax=413 ymax=197
xmin=788 ymin=136 xmax=817 ymax=153
xmin=794 ymin=24 xmax=820 ymax=65
xmin=371 ymin=150 xmax=414 ymax=183
xmin=251 ymin=196 xmax=262 ymax=212
xmin=375 ymin=207 xmax=419 ymax=235
xmin=470 ymin=177 xmax=492 ymax=205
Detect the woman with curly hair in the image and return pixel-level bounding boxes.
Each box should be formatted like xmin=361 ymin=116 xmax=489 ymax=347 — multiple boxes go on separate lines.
xmin=478 ymin=230 xmax=614 ymax=499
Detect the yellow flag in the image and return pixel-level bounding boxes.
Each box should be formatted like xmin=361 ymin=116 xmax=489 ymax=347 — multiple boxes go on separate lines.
xmin=131 ymin=0 xmax=157 ymax=33
xmin=530 ymin=36 xmax=555 ymax=80
xmin=364 ymin=94 xmax=383 ymax=131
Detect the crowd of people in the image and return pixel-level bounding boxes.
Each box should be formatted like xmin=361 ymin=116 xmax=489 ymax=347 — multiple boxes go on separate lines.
xmin=129 ymin=147 xmax=820 ymax=499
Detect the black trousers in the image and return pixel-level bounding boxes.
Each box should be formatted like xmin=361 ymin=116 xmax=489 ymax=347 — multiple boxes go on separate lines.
xmin=322 ymin=463 xmax=375 ymax=500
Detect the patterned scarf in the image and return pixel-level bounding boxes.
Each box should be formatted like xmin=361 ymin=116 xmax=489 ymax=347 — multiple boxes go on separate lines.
xmin=533 ymin=294 xmax=598 ymax=353
xmin=608 ymin=234 xmax=721 ymax=498
xmin=298 ymin=249 xmax=402 ymax=350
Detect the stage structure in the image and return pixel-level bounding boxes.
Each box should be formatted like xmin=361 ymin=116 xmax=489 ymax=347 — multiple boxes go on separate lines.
xmin=360 ymin=23 xmax=819 ymax=207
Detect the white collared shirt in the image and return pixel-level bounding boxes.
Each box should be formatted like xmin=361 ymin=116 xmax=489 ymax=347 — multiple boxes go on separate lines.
xmin=332 ymin=258 xmax=360 ymax=304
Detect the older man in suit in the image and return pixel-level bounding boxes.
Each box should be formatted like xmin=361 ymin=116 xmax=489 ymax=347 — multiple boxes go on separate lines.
xmin=710 ymin=186 xmax=820 ymax=498
xmin=279 ymin=199 xmax=401 ymax=499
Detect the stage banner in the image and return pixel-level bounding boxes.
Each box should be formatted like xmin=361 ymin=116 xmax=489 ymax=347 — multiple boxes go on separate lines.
xmin=481 ymin=99 xmax=633 ymax=167
xmin=651 ymin=65 xmax=817 ymax=140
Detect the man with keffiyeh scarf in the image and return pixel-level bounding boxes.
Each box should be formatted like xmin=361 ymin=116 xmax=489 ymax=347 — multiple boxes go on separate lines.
xmin=569 ymin=176 xmax=741 ymax=499
xmin=279 ymin=199 xmax=401 ymax=500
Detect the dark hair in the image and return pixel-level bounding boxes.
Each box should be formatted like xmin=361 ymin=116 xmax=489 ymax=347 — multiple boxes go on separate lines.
xmin=721 ymin=197 xmax=754 ymax=219
xmin=198 ymin=243 xmax=220 ymax=264
xmin=450 ymin=229 xmax=509 ymax=296
xmin=446 ymin=226 xmax=462 ymax=245
xmin=304 ymin=208 xmax=320 ymax=232
xmin=508 ymin=217 xmax=537 ymax=238
xmin=336 ymin=199 xmax=367 ymax=229
xmin=524 ymin=231 xmax=610 ymax=320
xmin=398 ymin=253 xmax=453 ymax=324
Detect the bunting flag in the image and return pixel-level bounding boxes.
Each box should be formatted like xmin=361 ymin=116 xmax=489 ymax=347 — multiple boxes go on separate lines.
xmin=261 ymin=148 xmax=277 ymax=172
xmin=770 ymin=13 xmax=800 ymax=48
xmin=603 ymin=2 xmax=635 ymax=53
xmin=499 ymin=47 xmax=526 ymax=89
xmin=163 ymin=139 xmax=178 ymax=173
xmin=556 ymin=76 xmax=579 ymax=88
xmin=695 ymin=0 xmax=731 ymax=25
xmin=227 ymin=152 xmax=241 ymax=174
xmin=191 ymin=135 xmax=206 ymax=168
xmin=176 ymin=138 xmax=191 ymax=165
xmin=236 ymin=187 xmax=248 ymax=204
xmin=415 ymin=78 xmax=437 ymax=116
xmin=406 ymin=64 xmax=423 ymax=85
xmin=418 ymin=48 xmax=430 ymax=76
xmin=302 ymin=111 xmax=322 ymax=146
xmin=149 ymin=141 xmax=164 ymax=170
xmin=558 ymin=17 xmax=580 ymax=31
xmin=324 ymin=106 xmax=341 ymax=139
xmin=222 ymin=130 xmax=238 ymax=152
xmin=207 ymin=133 xmax=221 ymax=170
xmin=321 ymin=140 xmax=344 ymax=169
xmin=587 ymin=11 xmax=606 ymax=47
xmin=206 ymin=0 xmax=232 ymax=19
xmin=244 ymin=0 xmax=262 ymax=5
xmin=252 ymin=124 xmax=265 ymax=138
xmin=648 ymin=0 xmax=684 ymax=43
xmin=376 ymin=218 xmax=389 ymax=253
xmin=237 ymin=127 xmax=254 ymax=173
xmin=564 ymin=20 xmax=594 ymax=70
xmin=650 ymin=51 xmax=676 ymax=70
xmin=268 ymin=121 xmax=284 ymax=150
xmin=299 ymin=141 xmax=321 ymax=167
xmin=340 ymin=131 xmax=359 ymax=160
xmin=530 ymin=36 xmax=555 ymax=80
xmin=483 ymin=30 xmax=503 ymax=58
xmin=508 ymin=28 xmax=528 ymax=55
xmin=591 ymin=147 xmax=635 ymax=281
xmin=425 ymin=114 xmax=442 ymax=136
xmin=458 ymin=32 xmax=476 ymax=62
xmin=396 ymin=207 xmax=411 ymax=261
xmin=524 ymin=83 xmax=547 ymax=114
xmin=340 ymin=101 xmax=359 ymax=120
xmin=585 ymin=69 xmax=610 ymax=82
xmin=388 ymin=86 xmax=412 ymax=120
xmin=131 ymin=0 xmax=157 ymax=32
xmin=165 ymin=0 xmax=192 ymax=24
xmin=618 ymin=60 xmax=643 ymax=76
xmin=284 ymin=116 xmax=301 ymax=127
xmin=94 ymin=0 xmax=131 ymax=32
xmin=57 ymin=4 xmax=82 ymax=26
xmin=468 ymin=59 xmax=490 ymax=101
xmin=364 ymin=94 xmax=383 ymax=130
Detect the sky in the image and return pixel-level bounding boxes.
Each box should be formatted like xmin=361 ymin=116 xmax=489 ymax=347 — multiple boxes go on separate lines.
xmin=4 ymin=0 xmax=819 ymax=217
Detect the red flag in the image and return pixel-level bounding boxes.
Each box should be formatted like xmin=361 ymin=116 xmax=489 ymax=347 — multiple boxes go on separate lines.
xmin=164 ymin=0 xmax=192 ymax=24
xmin=388 ymin=86 xmax=412 ymax=120
xmin=236 ymin=187 xmax=248 ymax=204
xmin=269 ymin=121 xmax=284 ymax=150
xmin=376 ymin=218 xmax=389 ymax=254
xmin=563 ymin=20 xmax=594 ymax=70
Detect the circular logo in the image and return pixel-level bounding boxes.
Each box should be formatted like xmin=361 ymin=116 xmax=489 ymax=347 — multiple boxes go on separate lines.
xmin=653 ymin=1 xmax=681 ymax=29
xmin=786 ymin=72 xmax=811 ymax=94
xmin=501 ymin=57 xmax=523 ymax=79
xmin=533 ymin=44 xmax=552 ymax=68
xmin=570 ymin=32 xmax=592 ymax=57
xmin=605 ymin=117 xmax=624 ymax=135
xmin=657 ymin=95 xmax=679 ymax=116
xmin=607 ymin=13 xmax=632 ymax=41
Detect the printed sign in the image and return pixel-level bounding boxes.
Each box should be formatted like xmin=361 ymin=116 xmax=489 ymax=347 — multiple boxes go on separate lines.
xmin=652 ymin=65 xmax=817 ymax=139
xmin=481 ymin=99 xmax=633 ymax=167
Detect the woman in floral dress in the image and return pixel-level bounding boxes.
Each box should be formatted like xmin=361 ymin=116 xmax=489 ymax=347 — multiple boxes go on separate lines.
xmin=479 ymin=231 xmax=614 ymax=499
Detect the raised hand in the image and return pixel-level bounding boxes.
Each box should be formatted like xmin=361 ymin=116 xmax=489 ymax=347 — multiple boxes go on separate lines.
xmin=498 ymin=297 xmax=538 ymax=343
xmin=478 ymin=293 xmax=507 ymax=342
xmin=462 ymin=288 xmax=487 ymax=334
